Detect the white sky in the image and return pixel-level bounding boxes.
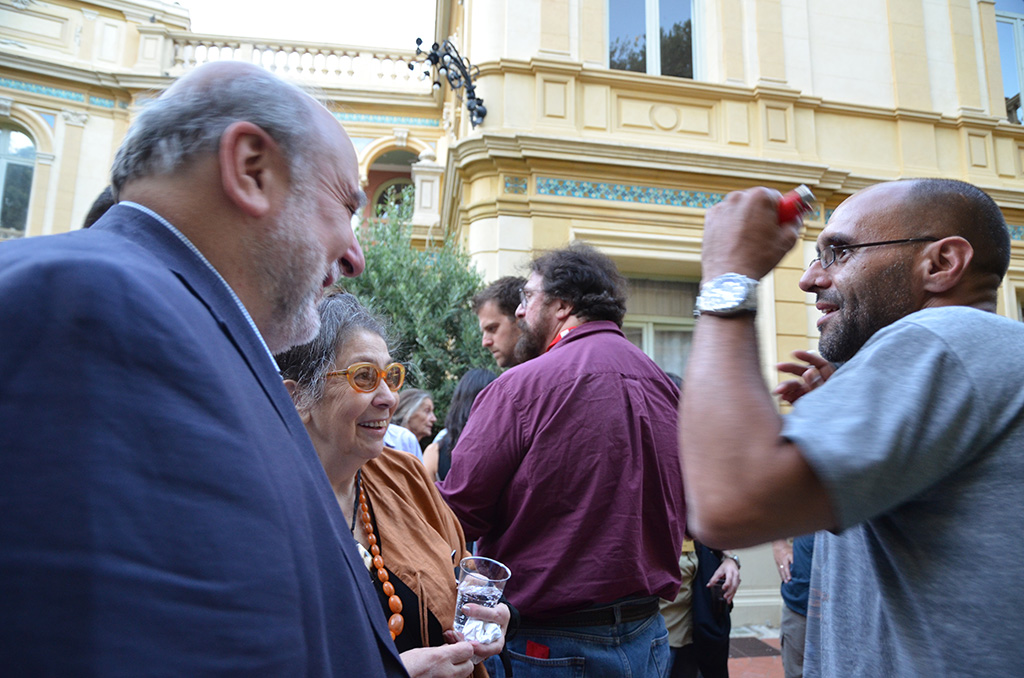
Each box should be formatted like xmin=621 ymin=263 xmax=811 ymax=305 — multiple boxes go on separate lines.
xmin=180 ymin=0 xmax=436 ymax=50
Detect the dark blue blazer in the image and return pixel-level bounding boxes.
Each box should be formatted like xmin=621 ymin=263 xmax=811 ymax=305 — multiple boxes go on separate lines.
xmin=0 ymin=205 xmax=408 ymax=676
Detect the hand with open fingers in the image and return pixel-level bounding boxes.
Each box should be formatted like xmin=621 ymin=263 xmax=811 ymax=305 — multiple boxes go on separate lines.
xmin=700 ymin=187 xmax=804 ymax=282
xmin=772 ymin=540 xmax=794 ymax=583
xmin=709 ymin=558 xmax=741 ymax=603
xmin=443 ymin=602 xmax=510 ymax=664
xmin=400 ymin=642 xmax=476 ymax=678
xmin=773 ymin=350 xmax=836 ymax=404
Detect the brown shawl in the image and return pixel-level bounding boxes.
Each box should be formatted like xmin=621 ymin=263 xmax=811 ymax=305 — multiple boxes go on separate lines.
xmin=361 ymin=447 xmax=488 ymax=678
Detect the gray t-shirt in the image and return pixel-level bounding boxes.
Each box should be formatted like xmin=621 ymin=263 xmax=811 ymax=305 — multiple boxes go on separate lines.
xmin=781 ymin=306 xmax=1024 ymax=677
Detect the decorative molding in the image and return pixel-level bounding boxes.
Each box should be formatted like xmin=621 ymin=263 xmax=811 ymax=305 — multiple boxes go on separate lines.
xmin=332 ymin=112 xmax=439 ymax=127
xmin=536 ymin=177 xmax=726 ymax=208
xmin=450 ymin=133 xmax=841 ymax=188
xmin=1010 ymin=224 xmax=1024 ymax=241
xmin=0 ymin=97 xmax=12 ymax=117
xmin=393 ymin=127 xmax=409 ymax=147
xmin=503 ymin=177 xmax=528 ymax=195
xmin=89 ymin=96 xmax=115 ymax=109
xmin=0 ymin=77 xmax=85 ymax=103
xmin=35 ymin=151 xmax=55 ymax=165
xmin=60 ymin=109 xmax=89 ymax=126
xmin=81 ymin=9 xmax=99 ymax=20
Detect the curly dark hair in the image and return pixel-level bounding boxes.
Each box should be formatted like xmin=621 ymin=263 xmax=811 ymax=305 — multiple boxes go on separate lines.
xmin=530 ymin=242 xmax=628 ymax=326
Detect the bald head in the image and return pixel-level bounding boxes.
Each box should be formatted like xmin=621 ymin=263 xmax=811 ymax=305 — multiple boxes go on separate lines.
xmin=111 ymin=62 xmax=321 ymax=198
xmin=899 ymin=179 xmax=1011 ymax=283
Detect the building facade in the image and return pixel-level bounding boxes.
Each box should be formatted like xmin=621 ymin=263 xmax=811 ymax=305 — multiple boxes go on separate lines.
xmin=3 ymin=0 xmax=1023 ymax=625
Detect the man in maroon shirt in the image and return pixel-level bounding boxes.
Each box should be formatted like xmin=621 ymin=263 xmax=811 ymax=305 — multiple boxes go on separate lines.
xmin=439 ymin=242 xmax=686 ymax=678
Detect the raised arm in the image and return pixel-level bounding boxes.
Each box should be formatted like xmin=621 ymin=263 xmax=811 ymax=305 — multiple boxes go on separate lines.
xmin=680 ymin=188 xmax=836 ymax=548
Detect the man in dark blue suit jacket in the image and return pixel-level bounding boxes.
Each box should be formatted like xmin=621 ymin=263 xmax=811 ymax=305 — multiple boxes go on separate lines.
xmin=0 ymin=62 xmax=408 ymax=676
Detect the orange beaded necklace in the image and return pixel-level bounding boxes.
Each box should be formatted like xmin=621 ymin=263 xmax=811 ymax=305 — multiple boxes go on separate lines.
xmin=355 ymin=472 xmax=404 ymax=640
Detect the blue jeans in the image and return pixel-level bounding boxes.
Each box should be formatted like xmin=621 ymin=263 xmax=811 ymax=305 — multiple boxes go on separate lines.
xmin=485 ymin=612 xmax=670 ymax=678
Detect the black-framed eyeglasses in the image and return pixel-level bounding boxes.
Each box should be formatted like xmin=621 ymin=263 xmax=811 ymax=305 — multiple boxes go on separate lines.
xmin=810 ymin=237 xmax=938 ymax=270
xmin=519 ymin=287 xmax=541 ymax=307
xmin=325 ymin=362 xmax=406 ymax=393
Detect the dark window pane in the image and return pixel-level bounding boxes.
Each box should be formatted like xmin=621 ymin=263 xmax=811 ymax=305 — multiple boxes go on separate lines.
xmin=1 ymin=164 xmax=33 ymax=233
xmin=660 ymin=0 xmax=692 ymax=78
xmin=609 ymin=0 xmax=647 ymax=73
xmin=998 ymin=20 xmax=1022 ymax=123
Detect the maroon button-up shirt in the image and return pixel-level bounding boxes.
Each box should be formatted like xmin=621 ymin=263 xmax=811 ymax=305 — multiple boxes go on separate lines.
xmin=439 ymin=321 xmax=686 ymax=619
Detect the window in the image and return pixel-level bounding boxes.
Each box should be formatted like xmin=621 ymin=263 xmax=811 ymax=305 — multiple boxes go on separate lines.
xmin=373 ymin=178 xmax=414 ymax=214
xmin=0 ymin=125 xmax=35 ymax=239
xmin=996 ymin=0 xmax=1024 ymax=123
xmin=608 ymin=0 xmax=695 ymax=79
xmin=623 ymin=278 xmax=698 ymax=377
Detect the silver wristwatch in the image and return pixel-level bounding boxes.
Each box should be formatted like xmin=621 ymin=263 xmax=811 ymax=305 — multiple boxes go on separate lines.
xmin=723 ymin=553 xmax=740 ymax=569
xmin=694 ymin=273 xmax=759 ymax=317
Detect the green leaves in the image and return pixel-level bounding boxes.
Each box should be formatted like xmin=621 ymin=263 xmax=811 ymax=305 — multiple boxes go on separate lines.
xmin=340 ymin=186 xmax=494 ymax=429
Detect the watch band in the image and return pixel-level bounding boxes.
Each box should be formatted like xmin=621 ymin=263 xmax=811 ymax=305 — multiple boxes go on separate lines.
xmin=724 ymin=553 xmax=740 ymax=569
xmin=694 ymin=272 xmax=759 ymax=317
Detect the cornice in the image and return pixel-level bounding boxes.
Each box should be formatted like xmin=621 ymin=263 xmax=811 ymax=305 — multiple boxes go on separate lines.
xmin=472 ymin=59 xmax=1017 ymax=133
xmin=950 ymin=108 xmax=1001 ymax=131
xmin=0 ymin=51 xmax=443 ymax=112
xmin=0 ymin=51 xmax=136 ymax=93
xmin=984 ymin=187 xmax=1024 ymax=211
xmin=447 ymin=134 xmax=1024 ymax=213
xmin=449 ymin=133 xmax=841 ymax=187
xmin=475 ymin=59 xmax=829 ymax=108
xmin=91 ymin=0 xmax=190 ymax=30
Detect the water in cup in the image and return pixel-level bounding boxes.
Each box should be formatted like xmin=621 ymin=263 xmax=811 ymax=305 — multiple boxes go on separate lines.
xmin=453 ymin=557 xmax=511 ymax=644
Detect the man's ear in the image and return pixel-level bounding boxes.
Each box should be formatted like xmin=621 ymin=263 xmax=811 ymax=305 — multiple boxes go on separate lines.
xmin=552 ymin=297 xmax=574 ymax=321
xmin=219 ymin=121 xmax=284 ymax=218
xmin=921 ymin=236 xmax=973 ymax=294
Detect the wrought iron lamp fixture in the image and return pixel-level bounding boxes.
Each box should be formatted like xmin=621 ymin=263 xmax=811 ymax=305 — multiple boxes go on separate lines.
xmin=412 ymin=38 xmax=487 ymax=128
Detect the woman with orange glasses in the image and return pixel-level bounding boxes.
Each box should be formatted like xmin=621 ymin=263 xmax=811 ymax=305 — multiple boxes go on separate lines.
xmin=277 ymin=292 xmax=509 ymax=678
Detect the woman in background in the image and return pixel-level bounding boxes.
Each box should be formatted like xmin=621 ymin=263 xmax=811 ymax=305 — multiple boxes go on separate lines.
xmin=423 ymin=369 xmax=497 ymax=482
xmin=393 ymin=388 xmax=437 ymax=448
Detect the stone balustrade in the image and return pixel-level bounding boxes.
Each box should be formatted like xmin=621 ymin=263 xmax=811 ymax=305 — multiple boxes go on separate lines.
xmin=166 ymin=32 xmax=430 ymax=92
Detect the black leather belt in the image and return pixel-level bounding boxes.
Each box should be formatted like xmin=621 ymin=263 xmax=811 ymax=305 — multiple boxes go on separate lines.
xmin=520 ymin=596 xmax=661 ymax=628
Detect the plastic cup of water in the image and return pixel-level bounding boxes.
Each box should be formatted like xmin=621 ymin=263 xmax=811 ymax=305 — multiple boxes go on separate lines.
xmin=453 ymin=556 xmax=511 ymax=645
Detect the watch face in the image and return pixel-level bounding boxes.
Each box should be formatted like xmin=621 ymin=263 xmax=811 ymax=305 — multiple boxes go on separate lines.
xmin=697 ymin=274 xmax=758 ymax=314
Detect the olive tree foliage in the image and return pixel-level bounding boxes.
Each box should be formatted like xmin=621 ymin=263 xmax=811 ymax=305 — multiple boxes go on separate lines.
xmin=339 ymin=186 xmax=494 ymax=428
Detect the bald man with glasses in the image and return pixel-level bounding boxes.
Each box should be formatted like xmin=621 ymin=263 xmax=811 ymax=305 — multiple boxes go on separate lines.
xmin=681 ymin=178 xmax=1023 ymax=677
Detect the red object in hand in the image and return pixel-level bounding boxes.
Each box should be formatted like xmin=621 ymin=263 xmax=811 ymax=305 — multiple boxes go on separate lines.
xmin=777 ymin=185 xmax=816 ymax=223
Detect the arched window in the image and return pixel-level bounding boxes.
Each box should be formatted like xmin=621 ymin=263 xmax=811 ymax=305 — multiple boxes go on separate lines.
xmin=367 ymin=149 xmax=417 ymax=218
xmin=373 ymin=177 xmax=414 ymax=213
xmin=0 ymin=124 xmax=36 ymax=238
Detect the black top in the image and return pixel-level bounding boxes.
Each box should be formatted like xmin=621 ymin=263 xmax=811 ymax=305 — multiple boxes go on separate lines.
xmin=359 ymin=480 xmax=445 ymax=653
